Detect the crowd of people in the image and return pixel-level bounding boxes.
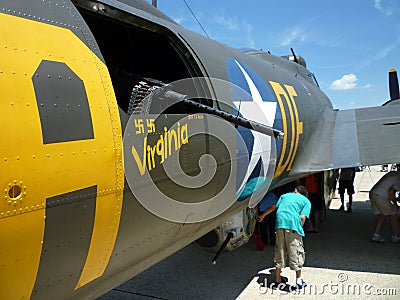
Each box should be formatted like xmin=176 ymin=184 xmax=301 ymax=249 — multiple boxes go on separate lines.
xmin=253 ymin=165 xmax=400 ymax=291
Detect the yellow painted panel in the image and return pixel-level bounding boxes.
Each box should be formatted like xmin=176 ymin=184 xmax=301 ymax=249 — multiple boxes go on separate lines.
xmin=0 ymin=13 xmax=123 ymax=298
xmin=269 ymin=81 xmax=290 ymax=178
xmin=285 ymin=85 xmax=302 ymax=171
xmin=269 ymin=82 xmax=301 ymax=177
xmin=0 ymin=211 xmax=44 ymax=300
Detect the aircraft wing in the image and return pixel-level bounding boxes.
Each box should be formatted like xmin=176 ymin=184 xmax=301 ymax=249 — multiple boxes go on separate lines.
xmin=291 ymin=101 xmax=400 ymax=173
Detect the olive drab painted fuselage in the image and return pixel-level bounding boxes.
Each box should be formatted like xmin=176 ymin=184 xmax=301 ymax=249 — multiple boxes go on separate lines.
xmin=2 ymin=1 xmax=400 ymax=299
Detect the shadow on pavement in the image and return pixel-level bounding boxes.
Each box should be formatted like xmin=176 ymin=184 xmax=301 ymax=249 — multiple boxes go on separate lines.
xmin=100 ymin=167 xmax=399 ymax=300
xmin=304 ymin=205 xmax=399 ymax=275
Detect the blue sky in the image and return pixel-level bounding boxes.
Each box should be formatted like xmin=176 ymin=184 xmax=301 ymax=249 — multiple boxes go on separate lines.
xmin=153 ymin=0 xmax=400 ymax=110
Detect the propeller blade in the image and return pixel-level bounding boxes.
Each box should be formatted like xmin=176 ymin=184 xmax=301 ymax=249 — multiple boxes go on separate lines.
xmin=389 ymin=68 xmax=399 ymax=100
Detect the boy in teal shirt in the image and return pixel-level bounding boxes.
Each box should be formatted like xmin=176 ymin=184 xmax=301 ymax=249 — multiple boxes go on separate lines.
xmin=257 ymin=185 xmax=311 ymax=290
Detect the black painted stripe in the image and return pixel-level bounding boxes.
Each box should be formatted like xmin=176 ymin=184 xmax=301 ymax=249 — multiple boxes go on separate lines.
xmin=31 ymin=186 xmax=97 ymax=300
xmin=33 ymin=60 xmax=94 ymax=144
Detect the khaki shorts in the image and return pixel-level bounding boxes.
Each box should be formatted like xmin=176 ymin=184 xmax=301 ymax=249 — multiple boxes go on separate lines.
xmin=274 ymin=228 xmax=305 ymax=271
xmin=369 ymin=192 xmax=397 ymax=215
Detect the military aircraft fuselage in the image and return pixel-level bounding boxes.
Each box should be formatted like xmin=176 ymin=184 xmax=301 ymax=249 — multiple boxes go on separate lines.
xmin=0 ymin=0 xmax=338 ymax=299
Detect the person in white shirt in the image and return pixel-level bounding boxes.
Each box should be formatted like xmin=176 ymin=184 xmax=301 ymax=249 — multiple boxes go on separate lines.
xmin=369 ymin=171 xmax=400 ymax=243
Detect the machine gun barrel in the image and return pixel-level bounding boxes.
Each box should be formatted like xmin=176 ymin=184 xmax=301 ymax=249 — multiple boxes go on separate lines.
xmin=183 ymin=98 xmax=284 ymax=139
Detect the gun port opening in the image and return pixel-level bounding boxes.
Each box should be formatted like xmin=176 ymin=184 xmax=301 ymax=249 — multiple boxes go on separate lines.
xmin=8 ymin=184 xmax=22 ymax=200
xmin=73 ymin=2 xmax=202 ymax=116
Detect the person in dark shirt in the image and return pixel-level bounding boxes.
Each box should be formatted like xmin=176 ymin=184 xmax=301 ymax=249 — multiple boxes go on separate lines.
xmin=304 ymin=173 xmax=323 ymax=232
xmin=338 ymin=167 xmax=356 ymax=213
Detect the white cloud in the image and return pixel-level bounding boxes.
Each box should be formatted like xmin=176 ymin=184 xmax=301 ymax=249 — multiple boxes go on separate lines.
xmin=376 ymin=43 xmax=397 ymax=60
xmin=242 ymin=22 xmax=255 ymax=48
xmin=213 ymin=15 xmax=239 ymax=30
xmin=361 ymin=38 xmax=400 ymax=67
xmin=329 ymin=74 xmax=358 ymax=90
xmin=374 ymin=0 xmax=393 ymax=16
xmin=278 ymin=19 xmax=343 ymax=48
xmin=375 ymin=0 xmax=383 ymax=10
xmin=209 ymin=13 xmax=255 ymax=48
xmin=280 ymin=26 xmax=307 ymax=47
xmin=173 ymin=16 xmax=185 ymax=24
xmin=362 ymin=84 xmax=372 ymax=89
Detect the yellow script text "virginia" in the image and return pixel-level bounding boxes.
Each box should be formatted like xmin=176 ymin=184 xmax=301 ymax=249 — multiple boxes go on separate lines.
xmin=131 ymin=122 xmax=188 ymax=175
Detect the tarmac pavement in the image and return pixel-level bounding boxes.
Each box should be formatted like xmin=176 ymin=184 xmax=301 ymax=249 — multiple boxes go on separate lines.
xmin=100 ymin=166 xmax=400 ymax=299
